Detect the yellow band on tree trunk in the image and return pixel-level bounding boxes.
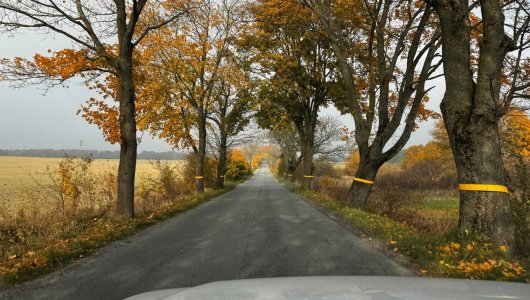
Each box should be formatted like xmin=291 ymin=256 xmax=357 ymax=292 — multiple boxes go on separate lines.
xmin=195 ymin=176 xmax=204 ymax=179
xmin=303 ymin=175 xmax=314 ymax=178
xmin=353 ymin=177 xmax=375 ymax=185
xmin=287 ymin=174 xmax=293 ymax=177
xmin=459 ymin=184 xmax=509 ymax=193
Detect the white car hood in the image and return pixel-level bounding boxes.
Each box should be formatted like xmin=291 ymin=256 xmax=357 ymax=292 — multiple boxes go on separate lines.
xmin=125 ymin=276 xmax=530 ymax=300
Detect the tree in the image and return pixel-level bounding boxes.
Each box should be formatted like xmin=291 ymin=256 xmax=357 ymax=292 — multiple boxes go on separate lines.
xmin=127 ymin=0 xmax=245 ymax=193
xmin=401 ymin=120 xmax=453 ymax=169
xmin=0 ymin=0 xmax=189 ymax=218
xmin=313 ymin=116 xmax=350 ymax=160
xmin=430 ymin=0 xmax=530 ymax=247
xmin=207 ymin=60 xmax=253 ymax=188
xmin=248 ymin=0 xmax=339 ymax=190
xmin=269 ymin=125 xmax=301 ymax=180
xmin=305 ymin=0 xmax=441 ymax=206
xmin=269 ymin=116 xmax=348 ymax=179
xmin=241 ymin=138 xmax=263 ymax=173
xmin=401 ymin=143 xmax=449 ymax=169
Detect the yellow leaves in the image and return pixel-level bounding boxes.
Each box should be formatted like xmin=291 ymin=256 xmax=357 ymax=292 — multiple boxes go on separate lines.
xmin=402 ymin=142 xmax=451 ymax=169
xmin=402 ymin=120 xmax=453 ymax=171
xmin=433 ymin=238 xmax=527 ymax=281
xmin=229 ymin=149 xmax=247 ymax=164
xmin=7 ymin=254 xmax=16 ymax=260
xmin=251 ymin=0 xmax=313 ymax=29
xmin=34 ymin=49 xmax=91 ymax=80
xmin=502 ymin=271 xmax=515 ymax=279
xmin=450 ymin=242 xmax=461 ymax=250
xmin=441 ymin=242 xmax=460 ymax=254
xmin=454 ymin=258 xmax=525 ymax=279
xmin=501 ymin=109 xmax=530 ymax=158
xmin=344 ymin=149 xmax=360 ymax=176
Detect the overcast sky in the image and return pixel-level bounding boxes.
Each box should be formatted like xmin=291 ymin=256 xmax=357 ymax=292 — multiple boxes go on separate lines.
xmin=0 ymin=31 xmax=445 ymax=152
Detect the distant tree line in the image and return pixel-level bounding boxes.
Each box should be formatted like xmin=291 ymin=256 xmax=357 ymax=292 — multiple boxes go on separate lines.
xmin=0 ymin=149 xmax=186 ymax=160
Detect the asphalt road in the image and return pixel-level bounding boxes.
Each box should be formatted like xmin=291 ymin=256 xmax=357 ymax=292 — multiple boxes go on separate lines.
xmin=1 ymin=167 xmax=412 ymax=300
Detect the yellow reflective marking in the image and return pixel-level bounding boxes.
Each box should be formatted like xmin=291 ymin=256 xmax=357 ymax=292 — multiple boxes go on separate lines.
xmin=459 ymin=184 xmax=509 ymax=193
xmin=353 ymin=177 xmax=375 ymax=185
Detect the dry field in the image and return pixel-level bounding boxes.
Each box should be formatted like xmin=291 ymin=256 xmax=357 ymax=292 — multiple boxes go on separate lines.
xmin=0 ymin=156 xmax=183 ymax=215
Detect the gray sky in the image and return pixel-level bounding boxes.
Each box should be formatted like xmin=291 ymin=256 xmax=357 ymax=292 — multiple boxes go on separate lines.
xmin=0 ymin=31 xmax=445 ymax=152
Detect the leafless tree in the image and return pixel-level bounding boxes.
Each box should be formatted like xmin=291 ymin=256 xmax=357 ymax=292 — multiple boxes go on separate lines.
xmin=313 ymin=116 xmax=350 ymax=160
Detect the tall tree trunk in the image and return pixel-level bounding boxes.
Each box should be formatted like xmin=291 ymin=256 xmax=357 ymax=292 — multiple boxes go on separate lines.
xmin=196 ymin=110 xmax=206 ymax=193
xmin=116 ymin=47 xmax=137 ymax=218
xmin=433 ymin=0 xmax=514 ymax=247
xmin=301 ymin=138 xmax=314 ymax=190
xmin=450 ymin=118 xmax=514 ymax=246
xmin=346 ymin=156 xmax=380 ymax=208
xmin=215 ymin=130 xmax=227 ymax=189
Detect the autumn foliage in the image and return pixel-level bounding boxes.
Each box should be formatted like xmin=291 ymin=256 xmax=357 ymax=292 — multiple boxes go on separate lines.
xmin=225 ymin=149 xmax=251 ymax=180
xmin=501 ymin=109 xmax=530 ymax=158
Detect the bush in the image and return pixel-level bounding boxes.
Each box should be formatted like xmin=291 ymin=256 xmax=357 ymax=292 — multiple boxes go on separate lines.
xmin=313 ymin=158 xmax=339 ymax=178
xmin=182 ymin=153 xmax=216 ymax=189
xmin=312 ymin=176 xmax=350 ymax=204
xmin=136 ymin=160 xmax=186 ymax=212
xmin=226 ymin=149 xmax=251 ymax=180
xmin=378 ymin=159 xmax=457 ymax=191
xmin=308 ymin=169 xmax=458 ymax=235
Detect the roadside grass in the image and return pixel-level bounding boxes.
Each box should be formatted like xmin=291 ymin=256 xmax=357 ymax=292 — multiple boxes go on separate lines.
xmin=418 ymin=198 xmax=459 ymax=210
xmin=0 ymin=180 xmax=245 ymax=287
xmin=281 ymin=180 xmax=529 ymax=283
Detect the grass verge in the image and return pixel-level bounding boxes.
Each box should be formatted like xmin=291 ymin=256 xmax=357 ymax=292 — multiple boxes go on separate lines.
xmin=281 ymin=180 xmax=529 ymax=283
xmin=0 ymin=179 xmax=246 ymax=287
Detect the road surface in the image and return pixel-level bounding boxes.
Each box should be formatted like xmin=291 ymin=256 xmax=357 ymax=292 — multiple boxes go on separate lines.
xmin=1 ymin=167 xmax=412 ymax=300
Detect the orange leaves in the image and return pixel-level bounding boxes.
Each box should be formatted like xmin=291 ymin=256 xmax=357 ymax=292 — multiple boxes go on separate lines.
xmin=401 ymin=120 xmax=453 ymax=170
xmin=34 ymin=49 xmax=90 ymax=80
xmin=130 ymin=0 xmax=247 ymax=149
xmin=251 ymin=0 xmax=313 ymax=28
xmin=251 ymin=146 xmax=274 ymax=169
xmin=13 ymin=57 xmax=25 ymax=68
xmin=402 ymin=142 xmax=451 ymax=169
xmin=229 ymin=149 xmax=247 ymax=163
xmin=226 ymin=149 xmax=252 ymax=179
xmin=32 ymin=47 xmax=110 ymax=82
xmin=78 ymin=98 xmax=121 ymax=144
